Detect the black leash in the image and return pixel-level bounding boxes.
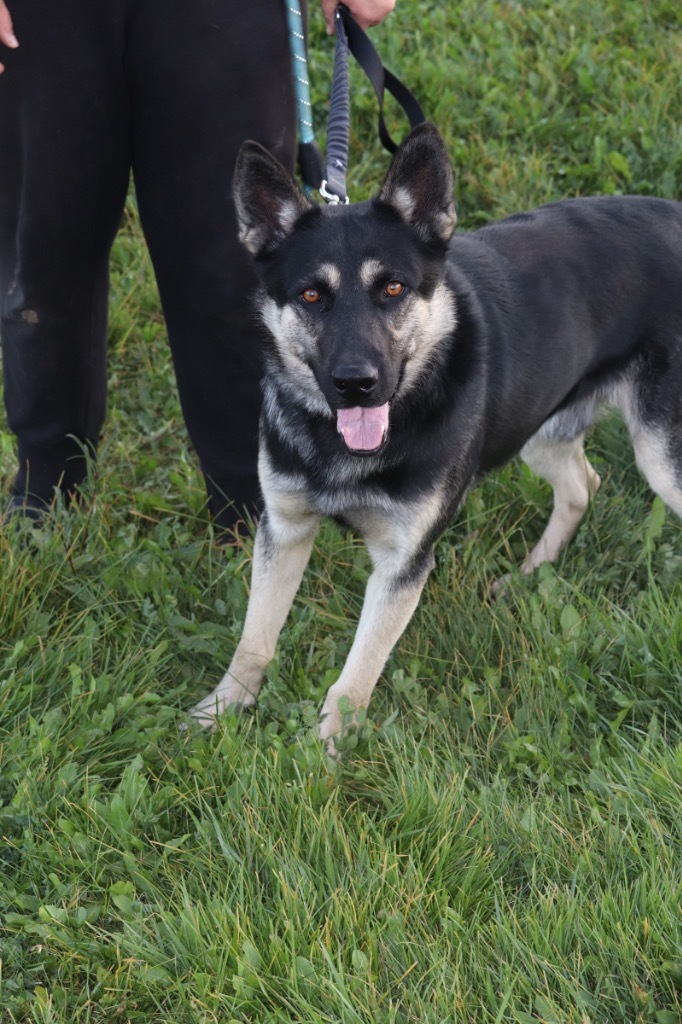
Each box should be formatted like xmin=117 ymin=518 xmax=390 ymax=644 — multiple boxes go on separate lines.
xmin=297 ymin=3 xmax=426 ymax=203
xmin=320 ymin=6 xmax=352 ymax=203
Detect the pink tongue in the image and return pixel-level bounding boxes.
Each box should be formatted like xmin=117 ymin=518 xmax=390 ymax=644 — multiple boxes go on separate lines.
xmin=337 ymin=403 xmax=389 ymax=452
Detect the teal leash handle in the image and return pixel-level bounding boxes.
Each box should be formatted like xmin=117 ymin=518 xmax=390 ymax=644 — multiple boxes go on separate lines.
xmin=284 ymin=0 xmax=323 ymax=193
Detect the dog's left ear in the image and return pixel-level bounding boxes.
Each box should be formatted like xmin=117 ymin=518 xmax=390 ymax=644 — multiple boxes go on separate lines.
xmin=233 ymin=141 xmax=316 ymax=257
xmin=378 ymin=123 xmax=457 ymax=245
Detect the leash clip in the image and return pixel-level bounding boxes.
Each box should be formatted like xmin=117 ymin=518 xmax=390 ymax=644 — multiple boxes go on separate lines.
xmin=319 ymin=179 xmax=350 ymax=205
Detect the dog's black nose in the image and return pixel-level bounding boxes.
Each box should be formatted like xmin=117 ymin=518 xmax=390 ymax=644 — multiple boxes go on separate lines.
xmin=333 ymin=364 xmax=379 ymax=402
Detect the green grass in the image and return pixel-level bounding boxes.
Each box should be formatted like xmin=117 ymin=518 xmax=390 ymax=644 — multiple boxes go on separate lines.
xmin=2 ymin=1 xmax=682 ymax=1021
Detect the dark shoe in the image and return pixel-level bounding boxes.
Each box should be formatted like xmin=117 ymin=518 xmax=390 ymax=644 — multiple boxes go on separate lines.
xmin=2 ymin=494 xmax=50 ymax=527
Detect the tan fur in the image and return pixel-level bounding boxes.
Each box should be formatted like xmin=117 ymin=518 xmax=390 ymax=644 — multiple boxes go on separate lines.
xmin=519 ymin=435 xmax=601 ymax=573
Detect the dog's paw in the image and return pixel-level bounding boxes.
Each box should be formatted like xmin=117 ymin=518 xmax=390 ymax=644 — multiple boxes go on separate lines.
xmin=318 ymin=691 xmax=364 ymax=758
xmin=489 ymin=571 xmax=512 ymax=600
xmin=318 ymin=704 xmax=343 ymax=757
xmin=189 ymin=682 xmax=257 ymax=729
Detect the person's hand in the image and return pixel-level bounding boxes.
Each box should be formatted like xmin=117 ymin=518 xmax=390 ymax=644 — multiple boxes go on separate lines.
xmin=321 ymin=0 xmax=395 ymax=35
xmin=0 ymin=1 xmax=19 ymax=75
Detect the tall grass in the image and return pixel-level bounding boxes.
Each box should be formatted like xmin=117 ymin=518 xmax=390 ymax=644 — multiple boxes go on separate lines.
xmin=1 ymin=1 xmax=681 ymax=1021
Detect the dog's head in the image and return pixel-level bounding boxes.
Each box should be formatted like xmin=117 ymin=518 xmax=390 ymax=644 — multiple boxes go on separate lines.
xmin=233 ymin=123 xmax=457 ymax=456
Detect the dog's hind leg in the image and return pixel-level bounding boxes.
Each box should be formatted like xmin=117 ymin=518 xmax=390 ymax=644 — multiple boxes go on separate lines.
xmin=631 ymin=427 xmax=682 ymax=517
xmin=519 ymin=434 xmax=601 ymax=574
xmin=191 ymin=504 xmax=320 ymax=726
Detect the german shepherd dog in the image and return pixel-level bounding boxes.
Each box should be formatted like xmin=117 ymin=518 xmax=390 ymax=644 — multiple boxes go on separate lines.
xmin=191 ymin=123 xmax=682 ymax=749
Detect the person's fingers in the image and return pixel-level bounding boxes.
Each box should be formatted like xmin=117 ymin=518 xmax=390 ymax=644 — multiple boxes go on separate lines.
xmin=321 ymin=0 xmax=395 ymax=35
xmin=0 ymin=2 xmax=19 ymax=75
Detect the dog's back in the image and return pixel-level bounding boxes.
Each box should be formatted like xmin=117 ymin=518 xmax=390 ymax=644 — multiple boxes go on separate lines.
xmin=448 ymin=195 xmax=682 ymax=472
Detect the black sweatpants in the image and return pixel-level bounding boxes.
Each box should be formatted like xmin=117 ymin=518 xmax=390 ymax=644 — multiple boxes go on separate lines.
xmin=0 ymin=0 xmax=298 ymax=529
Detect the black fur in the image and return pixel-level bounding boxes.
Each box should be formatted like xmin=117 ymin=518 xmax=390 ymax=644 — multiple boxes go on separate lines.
xmin=191 ymin=124 xmax=682 ymax=746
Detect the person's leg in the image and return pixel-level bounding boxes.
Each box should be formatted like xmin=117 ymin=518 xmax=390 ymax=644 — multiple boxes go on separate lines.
xmin=0 ymin=1 xmax=131 ymax=512
xmin=127 ymin=0 xmax=299 ymax=532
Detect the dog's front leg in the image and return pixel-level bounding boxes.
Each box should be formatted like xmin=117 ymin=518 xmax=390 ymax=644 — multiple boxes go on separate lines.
xmin=191 ymin=508 xmax=320 ymax=726
xmin=319 ymin=549 xmax=434 ymax=751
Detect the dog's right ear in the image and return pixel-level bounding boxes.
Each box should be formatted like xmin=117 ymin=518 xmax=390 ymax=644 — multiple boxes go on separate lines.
xmin=233 ymin=141 xmax=315 ymax=257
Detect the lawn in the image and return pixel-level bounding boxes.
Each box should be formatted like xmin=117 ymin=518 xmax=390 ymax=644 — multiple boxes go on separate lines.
xmin=1 ymin=1 xmax=681 ymax=1021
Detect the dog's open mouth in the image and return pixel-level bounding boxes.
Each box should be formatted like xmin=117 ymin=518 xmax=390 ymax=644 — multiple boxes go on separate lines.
xmin=337 ymin=403 xmax=389 ymax=454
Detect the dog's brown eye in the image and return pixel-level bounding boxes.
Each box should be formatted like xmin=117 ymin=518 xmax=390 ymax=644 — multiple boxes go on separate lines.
xmin=301 ymin=288 xmax=321 ymax=304
xmin=385 ymin=281 xmax=405 ymax=298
